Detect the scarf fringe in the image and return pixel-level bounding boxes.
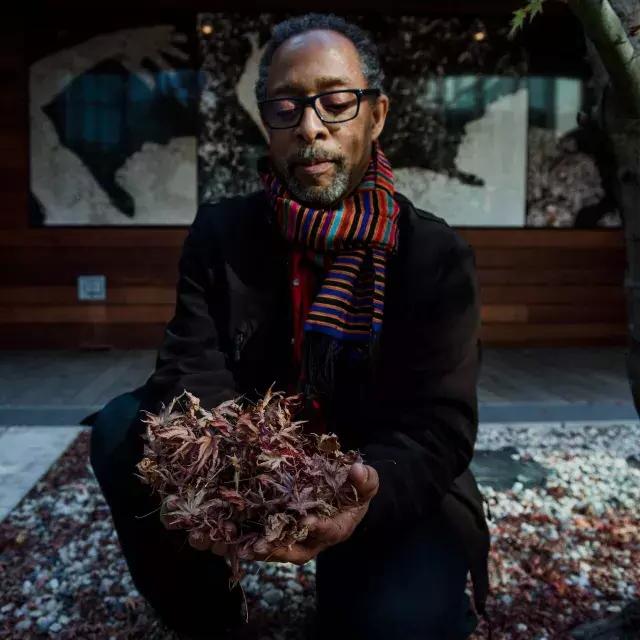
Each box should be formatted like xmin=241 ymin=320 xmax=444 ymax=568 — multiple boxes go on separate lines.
xmin=300 ymin=332 xmax=342 ymax=402
xmin=301 ymin=329 xmax=383 ymax=406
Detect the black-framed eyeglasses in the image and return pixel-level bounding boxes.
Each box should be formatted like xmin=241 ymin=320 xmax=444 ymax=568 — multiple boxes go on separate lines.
xmin=258 ymin=88 xmax=381 ymax=130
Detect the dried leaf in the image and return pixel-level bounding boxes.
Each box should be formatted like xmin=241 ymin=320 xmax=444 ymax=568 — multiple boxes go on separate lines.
xmin=257 ymin=451 xmax=290 ymax=471
xmin=264 ymin=512 xmax=295 ymax=543
xmin=194 ymin=433 xmax=219 ymax=472
xmin=317 ymin=433 xmax=340 ymax=455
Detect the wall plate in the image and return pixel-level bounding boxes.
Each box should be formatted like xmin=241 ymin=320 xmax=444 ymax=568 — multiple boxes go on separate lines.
xmin=77 ymin=275 xmax=107 ymax=301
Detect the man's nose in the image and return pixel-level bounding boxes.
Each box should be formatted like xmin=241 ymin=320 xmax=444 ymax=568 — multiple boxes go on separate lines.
xmin=295 ymin=104 xmax=328 ymax=143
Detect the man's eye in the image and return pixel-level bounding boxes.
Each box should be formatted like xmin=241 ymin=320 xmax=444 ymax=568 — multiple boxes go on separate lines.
xmin=326 ymin=103 xmax=349 ymax=112
xmin=321 ymin=97 xmax=356 ymax=112
xmin=274 ymin=100 xmax=298 ymax=113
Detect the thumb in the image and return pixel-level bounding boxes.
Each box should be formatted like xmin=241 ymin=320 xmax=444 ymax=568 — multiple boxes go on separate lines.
xmin=349 ymin=463 xmax=379 ymax=501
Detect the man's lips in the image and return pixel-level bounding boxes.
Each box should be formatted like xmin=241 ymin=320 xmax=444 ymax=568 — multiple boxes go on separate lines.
xmin=294 ymin=160 xmax=334 ymax=176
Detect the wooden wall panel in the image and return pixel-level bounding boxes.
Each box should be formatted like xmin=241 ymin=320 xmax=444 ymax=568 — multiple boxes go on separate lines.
xmin=481 ymin=323 xmax=627 ymax=346
xmin=0 ymin=323 xmax=167 ymax=349
xmin=0 ymin=305 xmax=174 ymax=324
xmin=0 ymin=29 xmax=628 ymax=349
xmin=0 ymin=247 xmax=183 ymax=286
xmin=0 ymin=286 xmax=176 ymax=305
xmin=475 ymin=268 xmax=621 ymax=286
xmin=461 ymin=229 xmax=626 ymax=344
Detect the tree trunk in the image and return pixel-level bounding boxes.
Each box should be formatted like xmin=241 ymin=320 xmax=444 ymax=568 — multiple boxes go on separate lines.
xmin=612 ymin=109 xmax=640 ymax=416
xmin=569 ymin=0 xmax=640 ymax=413
xmin=568 ymin=3 xmax=640 ymax=633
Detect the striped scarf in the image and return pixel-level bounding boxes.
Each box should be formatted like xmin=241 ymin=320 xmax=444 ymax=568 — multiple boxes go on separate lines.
xmin=260 ymin=142 xmax=400 ymax=399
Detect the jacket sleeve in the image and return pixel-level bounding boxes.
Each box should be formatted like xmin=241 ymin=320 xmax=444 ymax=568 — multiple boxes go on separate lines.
xmin=143 ymin=204 xmax=238 ymax=414
xmin=357 ymin=235 xmax=481 ymax=535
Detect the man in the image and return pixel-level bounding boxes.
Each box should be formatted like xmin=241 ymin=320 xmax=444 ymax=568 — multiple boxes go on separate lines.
xmin=90 ymin=13 xmax=490 ymax=640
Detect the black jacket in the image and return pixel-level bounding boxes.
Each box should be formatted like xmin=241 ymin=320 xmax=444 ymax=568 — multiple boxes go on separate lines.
xmin=143 ymin=189 xmax=490 ymax=615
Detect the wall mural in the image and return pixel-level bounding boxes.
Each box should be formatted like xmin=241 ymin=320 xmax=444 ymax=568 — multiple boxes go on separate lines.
xmin=27 ymin=13 xmax=620 ymax=228
xmin=29 ymin=22 xmax=200 ymax=226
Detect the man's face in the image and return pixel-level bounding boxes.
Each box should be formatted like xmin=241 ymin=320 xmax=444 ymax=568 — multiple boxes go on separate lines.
xmin=263 ymin=29 xmax=389 ymax=208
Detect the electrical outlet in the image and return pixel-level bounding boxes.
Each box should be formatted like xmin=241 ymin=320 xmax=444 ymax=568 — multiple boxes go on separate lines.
xmin=77 ymin=275 xmax=107 ymax=301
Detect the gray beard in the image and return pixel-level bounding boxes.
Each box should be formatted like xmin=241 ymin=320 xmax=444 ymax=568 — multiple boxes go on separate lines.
xmin=276 ymin=159 xmax=351 ymax=208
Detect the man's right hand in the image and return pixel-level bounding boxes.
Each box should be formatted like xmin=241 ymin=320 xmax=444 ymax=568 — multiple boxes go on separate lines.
xmin=203 ymin=462 xmax=379 ymax=564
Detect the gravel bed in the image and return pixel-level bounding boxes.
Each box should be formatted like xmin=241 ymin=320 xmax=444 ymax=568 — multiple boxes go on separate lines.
xmin=472 ymin=422 xmax=640 ymax=639
xmin=1 ymin=423 xmax=639 ymax=639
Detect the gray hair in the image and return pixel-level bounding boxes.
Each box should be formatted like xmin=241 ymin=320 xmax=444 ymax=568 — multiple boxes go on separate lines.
xmin=255 ymin=13 xmax=385 ymax=103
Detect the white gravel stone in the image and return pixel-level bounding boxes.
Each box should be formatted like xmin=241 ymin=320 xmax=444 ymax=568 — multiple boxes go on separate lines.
xmin=36 ymin=615 xmax=52 ymax=632
xmin=286 ymin=581 xmax=304 ymax=594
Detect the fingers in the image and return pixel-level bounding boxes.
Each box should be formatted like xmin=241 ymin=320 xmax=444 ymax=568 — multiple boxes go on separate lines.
xmin=252 ymin=538 xmax=273 ymax=556
xmin=300 ymin=469 xmax=377 ymax=545
xmin=302 ymin=514 xmax=341 ymax=541
xmin=188 ymin=529 xmax=212 ymax=551
xmin=210 ymin=540 xmax=316 ymax=565
xmin=303 ymin=507 xmax=361 ymax=544
xmin=207 ymin=522 xmax=237 ymax=557
xmin=265 ymin=543 xmax=318 ymax=566
xmin=207 ymin=534 xmax=321 ymax=565
xmin=250 ymin=534 xmax=321 ymax=565
xmin=222 ymin=521 xmax=237 ymax=541
xmin=210 ymin=541 xmax=228 ymax=556
xmin=209 ymin=530 xmax=278 ymax=561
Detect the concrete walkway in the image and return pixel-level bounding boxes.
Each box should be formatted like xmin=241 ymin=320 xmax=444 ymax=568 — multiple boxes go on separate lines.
xmin=0 ymin=426 xmax=82 ymax=521
xmin=0 ymin=347 xmax=635 ymax=425
xmin=478 ymin=347 xmax=635 ymax=422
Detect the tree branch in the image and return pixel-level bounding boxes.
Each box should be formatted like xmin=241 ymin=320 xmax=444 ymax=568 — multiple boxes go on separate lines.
xmin=568 ymin=0 xmax=640 ymax=117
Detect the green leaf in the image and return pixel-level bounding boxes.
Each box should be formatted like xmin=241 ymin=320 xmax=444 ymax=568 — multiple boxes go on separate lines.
xmin=528 ymin=0 xmax=545 ymax=21
xmin=509 ymin=0 xmax=545 ymax=39
xmin=509 ymin=8 xmax=527 ymax=39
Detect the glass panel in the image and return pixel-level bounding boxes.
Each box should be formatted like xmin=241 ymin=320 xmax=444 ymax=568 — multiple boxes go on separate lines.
xmin=262 ymin=100 xmax=301 ymax=128
xmin=316 ymin=91 xmax=359 ymax=121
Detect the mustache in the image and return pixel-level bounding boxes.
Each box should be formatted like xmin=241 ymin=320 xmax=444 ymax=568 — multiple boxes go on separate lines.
xmin=287 ymin=147 xmax=344 ymax=166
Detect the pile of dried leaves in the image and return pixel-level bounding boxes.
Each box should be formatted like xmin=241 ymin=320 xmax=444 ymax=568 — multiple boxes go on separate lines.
xmin=136 ymin=389 xmax=361 ymax=583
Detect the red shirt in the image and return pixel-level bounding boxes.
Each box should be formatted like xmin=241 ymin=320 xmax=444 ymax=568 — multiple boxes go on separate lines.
xmin=288 ymin=247 xmax=326 ymax=435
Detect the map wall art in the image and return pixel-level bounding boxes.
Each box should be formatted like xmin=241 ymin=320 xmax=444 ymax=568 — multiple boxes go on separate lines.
xmin=29 ymin=20 xmax=201 ymax=226
xmin=28 ymin=13 xmax=618 ymax=228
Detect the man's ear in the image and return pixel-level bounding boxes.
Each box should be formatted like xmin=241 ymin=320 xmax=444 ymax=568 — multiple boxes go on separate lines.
xmin=370 ymin=93 xmax=389 ymax=143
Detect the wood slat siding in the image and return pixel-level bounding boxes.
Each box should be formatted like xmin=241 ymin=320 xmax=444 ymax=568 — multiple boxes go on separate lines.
xmin=0 ymin=32 xmax=627 ymax=349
